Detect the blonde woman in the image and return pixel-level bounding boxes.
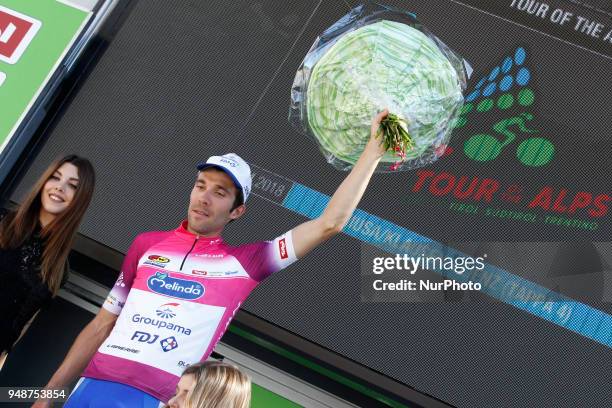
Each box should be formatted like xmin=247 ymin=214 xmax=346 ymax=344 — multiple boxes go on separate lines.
xmin=167 ymin=361 xmax=251 ymax=408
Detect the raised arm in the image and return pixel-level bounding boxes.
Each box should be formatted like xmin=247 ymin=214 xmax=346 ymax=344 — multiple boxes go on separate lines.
xmin=292 ymin=109 xmax=388 ymax=259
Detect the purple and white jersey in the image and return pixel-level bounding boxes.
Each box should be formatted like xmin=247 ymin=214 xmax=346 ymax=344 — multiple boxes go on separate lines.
xmin=82 ymin=220 xmax=297 ymax=402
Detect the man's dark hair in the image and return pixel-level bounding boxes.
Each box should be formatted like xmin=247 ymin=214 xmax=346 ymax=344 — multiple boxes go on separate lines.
xmin=231 ymin=190 xmax=244 ymax=212
xmin=227 ymin=189 xmax=244 ymax=225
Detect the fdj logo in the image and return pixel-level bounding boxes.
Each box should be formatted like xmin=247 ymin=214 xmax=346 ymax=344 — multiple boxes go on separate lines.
xmin=160 ymin=336 xmax=178 ymax=352
xmin=455 ymin=47 xmax=555 ymax=167
xmin=147 ymin=272 xmax=204 ymax=300
xmin=131 ymin=331 xmax=158 ymax=344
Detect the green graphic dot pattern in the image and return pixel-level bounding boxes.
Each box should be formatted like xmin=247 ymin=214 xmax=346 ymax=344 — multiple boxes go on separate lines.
xmin=497 ymin=94 xmax=514 ymax=109
xmin=454 ymin=117 xmax=467 ymax=128
xmin=461 ymin=104 xmax=473 ymax=115
xmin=518 ymin=88 xmax=534 ymax=106
xmin=477 ymin=99 xmax=493 ymax=112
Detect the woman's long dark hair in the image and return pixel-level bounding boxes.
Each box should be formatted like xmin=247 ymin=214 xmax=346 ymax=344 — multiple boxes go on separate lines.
xmin=0 ymin=155 xmax=95 ymax=295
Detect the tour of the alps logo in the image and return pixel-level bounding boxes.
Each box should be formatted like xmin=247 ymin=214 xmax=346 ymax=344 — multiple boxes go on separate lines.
xmin=156 ymin=302 xmax=179 ymax=319
xmin=452 ymin=47 xmax=555 ymax=167
xmin=147 ymin=272 xmax=204 ymax=300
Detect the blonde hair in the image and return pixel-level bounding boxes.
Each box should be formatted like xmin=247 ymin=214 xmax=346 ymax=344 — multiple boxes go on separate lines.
xmin=183 ymin=361 xmax=251 ymax=408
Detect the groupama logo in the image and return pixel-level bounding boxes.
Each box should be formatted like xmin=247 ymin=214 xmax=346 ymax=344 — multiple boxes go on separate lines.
xmin=147 ymin=272 xmax=204 ymax=300
xmin=156 ymin=302 xmax=179 ymax=319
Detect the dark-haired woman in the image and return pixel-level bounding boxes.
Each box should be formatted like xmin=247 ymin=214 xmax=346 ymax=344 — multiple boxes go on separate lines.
xmin=0 ymin=155 xmax=95 ymax=367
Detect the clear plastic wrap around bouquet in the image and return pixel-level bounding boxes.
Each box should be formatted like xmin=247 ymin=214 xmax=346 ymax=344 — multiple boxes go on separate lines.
xmin=289 ymin=2 xmax=472 ymax=172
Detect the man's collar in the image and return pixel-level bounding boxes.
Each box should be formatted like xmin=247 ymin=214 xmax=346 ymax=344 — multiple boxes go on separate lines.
xmin=174 ymin=220 xmax=224 ymax=245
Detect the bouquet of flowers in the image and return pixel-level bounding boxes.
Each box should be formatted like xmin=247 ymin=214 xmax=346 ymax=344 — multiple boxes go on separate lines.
xmin=289 ymin=2 xmax=472 ymax=172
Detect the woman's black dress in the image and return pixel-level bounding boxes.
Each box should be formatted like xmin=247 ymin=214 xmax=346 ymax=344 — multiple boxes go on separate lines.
xmin=0 ymin=208 xmax=64 ymax=353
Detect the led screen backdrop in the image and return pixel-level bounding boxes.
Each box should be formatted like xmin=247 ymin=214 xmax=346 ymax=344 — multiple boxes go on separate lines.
xmin=11 ymin=1 xmax=611 ymax=406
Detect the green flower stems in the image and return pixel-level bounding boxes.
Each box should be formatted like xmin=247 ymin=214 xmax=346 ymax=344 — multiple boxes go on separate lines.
xmin=377 ymin=113 xmax=415 ymax=170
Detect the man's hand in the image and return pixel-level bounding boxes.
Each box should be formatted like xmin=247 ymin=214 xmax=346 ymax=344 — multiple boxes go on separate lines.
xmin=291 ymin=109 xmax=389 ymax=259
xmin=363 ymin=108 xmax=389 ymax=159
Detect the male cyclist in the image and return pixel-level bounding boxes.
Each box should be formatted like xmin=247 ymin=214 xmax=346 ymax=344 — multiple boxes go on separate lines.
xmin=34 ymin=110 xmax=390 ymax=407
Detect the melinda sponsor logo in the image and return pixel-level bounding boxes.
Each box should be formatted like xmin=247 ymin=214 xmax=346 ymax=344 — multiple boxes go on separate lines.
xmin=132 ymin=313 xmax=192 ymax=335
xmin=147 ymin=272 xmax=204 ymax=300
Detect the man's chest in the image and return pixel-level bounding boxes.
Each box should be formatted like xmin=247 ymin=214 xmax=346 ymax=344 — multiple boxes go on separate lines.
xmin=130 ymin=243 xmax=257 ymax=306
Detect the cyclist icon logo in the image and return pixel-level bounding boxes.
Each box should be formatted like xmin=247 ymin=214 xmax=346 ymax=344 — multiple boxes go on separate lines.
xmin=454 ymin=47 xmax=555 ymax=167
xmin=464 ymin=112 xmax=554 ymax=166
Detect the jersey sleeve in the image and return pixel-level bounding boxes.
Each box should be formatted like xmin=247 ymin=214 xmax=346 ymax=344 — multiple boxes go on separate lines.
xmin=103 ymin=234 xmax=147 ymax=315
xmin=235 ymin=230 xmax=299 ymax=282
